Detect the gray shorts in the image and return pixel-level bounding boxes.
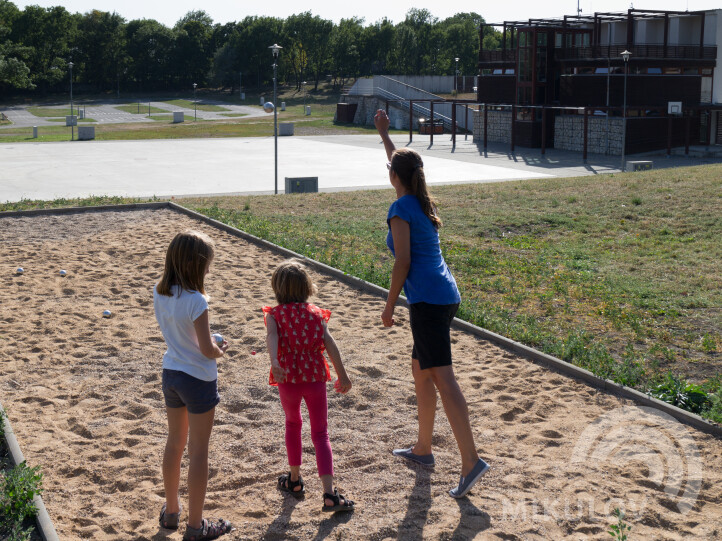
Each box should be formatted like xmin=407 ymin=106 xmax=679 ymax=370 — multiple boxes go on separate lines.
xmin=162 ymin=369 xmax=220 ymax=414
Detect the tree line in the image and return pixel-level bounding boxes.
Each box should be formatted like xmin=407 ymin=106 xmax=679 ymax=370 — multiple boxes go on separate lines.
xmin=0 ymin=1 xmax=503 ymax=96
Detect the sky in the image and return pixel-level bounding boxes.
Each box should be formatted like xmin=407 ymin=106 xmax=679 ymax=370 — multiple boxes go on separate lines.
xmin=10 ymin=0 xmax=722 ymax=27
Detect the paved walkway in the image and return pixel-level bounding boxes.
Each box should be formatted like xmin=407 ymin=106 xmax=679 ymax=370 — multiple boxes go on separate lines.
xmin=1 ymin=133 xmax=719 ymax=202
xmin=1 ymin=99 xmax=265 ymax=128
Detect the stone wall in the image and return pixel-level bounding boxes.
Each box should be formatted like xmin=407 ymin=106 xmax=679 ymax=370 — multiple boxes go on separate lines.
xmin=472 ymin=109 xmax=512 ymax=143
xmin=338 ymin=96 xmax=420 ymax=129
xmin=472 ymin=109 xmax=625 ymax=154
xmin=554 ymin=115 xmax=624 ymax=155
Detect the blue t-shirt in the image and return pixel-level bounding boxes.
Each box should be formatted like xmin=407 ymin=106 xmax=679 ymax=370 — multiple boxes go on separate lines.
xmin=386 ymin=194 xmax=460 ymax=305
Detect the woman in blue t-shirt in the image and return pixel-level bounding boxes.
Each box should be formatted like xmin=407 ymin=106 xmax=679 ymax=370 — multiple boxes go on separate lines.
xmin=374 ymin=109 xmax=490 ymax=498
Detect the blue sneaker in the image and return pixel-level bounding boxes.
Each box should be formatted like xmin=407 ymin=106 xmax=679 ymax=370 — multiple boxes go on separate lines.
xmin=448 ymin=458 xmax=490 ymax=498
xmin=392 ymin=447 xmax=435 ymax=467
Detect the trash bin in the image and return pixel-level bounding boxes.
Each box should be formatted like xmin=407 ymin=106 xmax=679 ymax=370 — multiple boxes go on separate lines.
xmin=285 ymin=177 xmax=318 ymax=193
xmin=418 ymin=118 xmax=443 ymax=134
xmin=336 ymin=103 xmax=357 ymax=123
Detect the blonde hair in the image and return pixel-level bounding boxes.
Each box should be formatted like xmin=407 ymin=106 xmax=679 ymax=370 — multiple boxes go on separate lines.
xmin=157 ymin=230 xmax=215 ymax=297
xmin=271 ymin=259 xmax=317 ymax=305
xmin=389 ymin=148 xmax=442 ymax=228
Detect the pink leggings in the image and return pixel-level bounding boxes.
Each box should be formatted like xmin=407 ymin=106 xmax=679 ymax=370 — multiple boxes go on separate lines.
xmin=278 ymin=382 xmax=334 ymax=477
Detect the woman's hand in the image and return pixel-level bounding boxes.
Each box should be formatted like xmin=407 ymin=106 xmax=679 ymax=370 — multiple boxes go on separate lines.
xmin=381 ymin=304 xmax=395 ymax=327
xmin=374 ymin=109 xmax=390 ymax=134
xmin=271 ymin=362 xmax=286 ymax=383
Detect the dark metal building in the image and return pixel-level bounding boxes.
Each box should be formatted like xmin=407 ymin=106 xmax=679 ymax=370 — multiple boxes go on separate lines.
xmin=477 ymin=9 xmax=722 ymax=153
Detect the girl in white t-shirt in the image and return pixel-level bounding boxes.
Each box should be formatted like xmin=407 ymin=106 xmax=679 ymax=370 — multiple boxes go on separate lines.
xmin=153 ymin=230 xmax=232 ymax=541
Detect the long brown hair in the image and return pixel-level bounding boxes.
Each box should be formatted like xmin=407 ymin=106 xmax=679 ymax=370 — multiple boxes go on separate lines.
xmin=389 ymin=148 xmax=442 ymax=228
xmin=157 ymin=230 xmax=215 ymax=297
xmin=271 ymin=259 xmax=317 ymax=305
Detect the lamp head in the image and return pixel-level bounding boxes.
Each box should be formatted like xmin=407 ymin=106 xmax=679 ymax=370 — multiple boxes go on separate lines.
xmin=621 ymin=50 xmax=631 ymax=62
xmin=193 ymin=83 xmax=197 ymax=89
xmin=455 ymin=57 xmax=459 ymax=62
xmin=68 ymin=61 xmax=74 ymax=69
xmin=269 ymin=43 xmax=282 ymax=57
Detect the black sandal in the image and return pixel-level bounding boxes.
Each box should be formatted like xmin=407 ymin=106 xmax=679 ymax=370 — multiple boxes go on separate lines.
xmin=182 ymin=518 xmax=232 ymax=541
xmin=322 ymin=488 xmax=355 ymax=512
xmin=277 ymin=472 xmax=305 ymax=497
xmin=159 ymin=502 xmax=182 ymax=530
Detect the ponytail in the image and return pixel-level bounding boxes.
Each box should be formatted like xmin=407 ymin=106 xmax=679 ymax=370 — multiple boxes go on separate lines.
xmin=390 ymin=148 xmax=442 ymax=228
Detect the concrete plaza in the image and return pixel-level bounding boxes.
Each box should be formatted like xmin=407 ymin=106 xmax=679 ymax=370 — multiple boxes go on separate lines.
xmin=0 ymin=133 xmax=715 ymax=202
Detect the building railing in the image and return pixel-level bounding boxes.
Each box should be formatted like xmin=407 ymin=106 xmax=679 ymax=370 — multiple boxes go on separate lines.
xmin=480 ymin=44 xmax=717 ymax=63
xmin=555 ymin=44 xmax=717 ymax=60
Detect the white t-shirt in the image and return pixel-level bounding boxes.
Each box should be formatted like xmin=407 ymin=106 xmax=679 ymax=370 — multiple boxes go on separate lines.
xmin=153 ymin=284 xmax=217 ymax=382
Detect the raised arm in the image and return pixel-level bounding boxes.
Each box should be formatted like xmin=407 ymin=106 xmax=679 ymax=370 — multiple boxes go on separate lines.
xmin=374 ymin=109 xmax=396 ymax=162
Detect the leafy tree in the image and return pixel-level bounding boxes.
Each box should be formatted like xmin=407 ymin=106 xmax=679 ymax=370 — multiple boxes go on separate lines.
xmin=12 ymin=5 xmax=78 ymax=92
xmin=329 ymin=17 xmax=362 ymax=87
xmin=173 ymin=10 xmax=214 ymax=87
xmin=77 ymin=10 xmax=127 ymax=92
xmin=236 ymin=16 xmax=282 ymax=88
xmin=359 ymin=18 xmax=395 ymax=75
xmin=0 ymin=0 xmax=34 ymax=92
xmin=125 ymin=18 xmax=175 ymax=90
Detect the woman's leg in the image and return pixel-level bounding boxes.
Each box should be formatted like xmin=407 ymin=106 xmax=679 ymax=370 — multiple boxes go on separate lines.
xmin=428 ymin=365 xmax=479 ymax=476
xmin=163 ymin=406 xmax=189 ymax=515
xmin=411 ymin=358 xmax=438 ymax=456
xmin=278 ymin=383 xmax=304 ymax=486
xmin=187 ymin=407 xmax=215 ymax=530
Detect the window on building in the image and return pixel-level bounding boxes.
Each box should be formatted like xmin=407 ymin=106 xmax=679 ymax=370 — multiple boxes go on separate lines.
xmin=647 ymin=67 xmax=662 ymax=74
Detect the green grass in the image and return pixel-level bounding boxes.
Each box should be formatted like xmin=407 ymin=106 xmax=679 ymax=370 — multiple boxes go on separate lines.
xmin=1 ymin=166 xmax=721 ymax=422
xmin=46 ymin=118 xmax=97 ymax=123
xmin=115 ymin=104 xmax=169 ymax=114
xmin=161 ymin=99 xmax=230 ymax=112
xmin=26 ymin=106 xmax=96 ymax=118
xmin=219 ymin=113 xmax=248 ymax=118
xmin=148 ymin=114 xmax=195 ymax=123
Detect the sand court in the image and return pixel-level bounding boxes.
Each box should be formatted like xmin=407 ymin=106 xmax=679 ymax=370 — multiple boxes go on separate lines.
xmin=1 ymin=206 xmax=721 ymax=540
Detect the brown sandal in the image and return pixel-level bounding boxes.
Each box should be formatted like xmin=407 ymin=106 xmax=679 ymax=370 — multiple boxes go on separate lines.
xmin=182 ymin=518 xmax=232 ymax=541
xmin=159 ymin=503 xmax=182 ymax=530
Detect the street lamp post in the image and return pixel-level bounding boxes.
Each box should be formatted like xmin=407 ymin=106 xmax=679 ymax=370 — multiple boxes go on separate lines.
xmin=269 ymin=43 xmax=282 ymax=194
xmin=193 ymin=82 xmax=197 ymax=121
xmin=620 ymin=50 xmax=631 ymax=172
xmin=68 ymin=61 xmax=74 ymax=141
xmin=302 ymin=81 xmax=307 ymax=111
xmin=454 ymin=57 xmax=459 ymax=93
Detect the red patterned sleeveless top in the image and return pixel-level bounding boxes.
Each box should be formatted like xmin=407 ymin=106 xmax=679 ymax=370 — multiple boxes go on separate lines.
xmin=262 ymin=302 xmax=332 ymax=386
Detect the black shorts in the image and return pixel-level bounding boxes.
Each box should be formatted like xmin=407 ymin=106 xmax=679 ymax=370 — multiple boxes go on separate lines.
xmin=409 ymin=302 xmax=459 ymax=370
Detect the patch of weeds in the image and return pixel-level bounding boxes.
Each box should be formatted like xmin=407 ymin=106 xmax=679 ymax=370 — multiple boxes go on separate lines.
xmin=648 ymin=373 xmax=709 ymax=414
xmin=608 ymin=507 xmax=632 ymax=540
xmin=701 ymin=333 xmax=717 ymax=353
xmin=631 ymin=197 xmax=642 ymax=206
xmin=0 ymin=461 xmax=44 ymax=540
xmin=613 ymin=344 xmax=647 ymax=388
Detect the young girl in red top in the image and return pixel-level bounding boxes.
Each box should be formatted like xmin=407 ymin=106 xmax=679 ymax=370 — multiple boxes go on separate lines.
xmin=263 ymin=259 xmax=355 ymax=512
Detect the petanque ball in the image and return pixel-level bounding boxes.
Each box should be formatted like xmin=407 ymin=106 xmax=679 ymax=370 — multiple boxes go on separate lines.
xmin=102 ymin=309 xmax=112 ymax=318
xmin=16 ymin=267 xmax=24 ymax=274
xmin=263 ymin=102 xmax=275 ymax=113
xmin=212 ymin=333 xmax=224 ymax=345
xmin=59 ymin=269 xmax=67 ymax=277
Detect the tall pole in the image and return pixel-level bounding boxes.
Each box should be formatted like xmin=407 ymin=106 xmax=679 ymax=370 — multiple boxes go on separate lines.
xmin=620 ymin=50 xmax=631 ymax=171
xmin=193 ymin=83 xmax=197 ymax=121
xmin=69 ymin=61 xmax=74 ymax=141
xmin=269 ymin=44 xmax=282 ymax=194
xmin=454 ymin=57 xmax=459 ymax=93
